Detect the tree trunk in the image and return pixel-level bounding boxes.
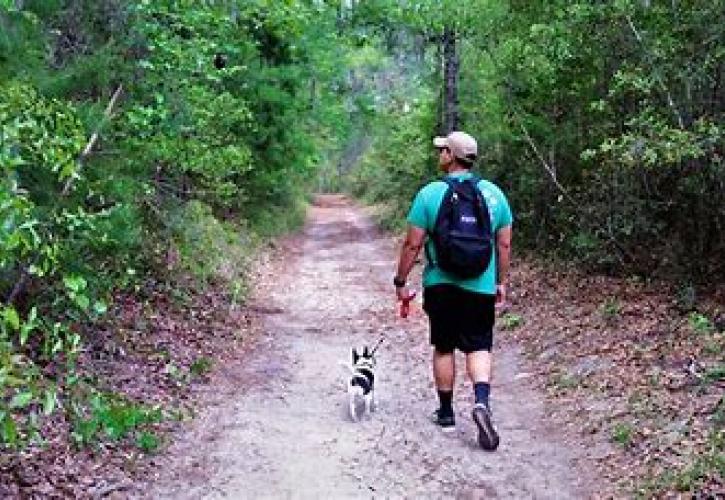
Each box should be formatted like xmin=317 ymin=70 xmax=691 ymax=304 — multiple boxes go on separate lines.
xmin=435 ymin=34 xmax=444 ymax=133
xmin=442 ymin=25 xmax=459 ymax=133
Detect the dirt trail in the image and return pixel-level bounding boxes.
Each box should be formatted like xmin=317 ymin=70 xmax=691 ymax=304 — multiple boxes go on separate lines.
xmin=143 ymin=195 xmax=597 ymax=499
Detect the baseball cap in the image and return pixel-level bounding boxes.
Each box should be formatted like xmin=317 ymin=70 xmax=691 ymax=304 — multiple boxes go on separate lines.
xmin=433 ymin=131 xmax=478 ymax=163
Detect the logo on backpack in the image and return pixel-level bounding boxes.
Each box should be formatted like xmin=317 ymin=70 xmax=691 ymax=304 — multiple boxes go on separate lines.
xmin=428 ymin=176 xmax=492 ymax=279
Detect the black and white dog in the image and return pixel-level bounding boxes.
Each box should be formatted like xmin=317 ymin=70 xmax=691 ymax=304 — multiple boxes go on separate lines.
xmin=342 ymin=344 xmax=379 ymax=422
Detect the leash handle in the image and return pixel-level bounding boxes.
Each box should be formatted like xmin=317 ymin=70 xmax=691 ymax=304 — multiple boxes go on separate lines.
xmin=399 ymin=291 xmax=417 ymax=319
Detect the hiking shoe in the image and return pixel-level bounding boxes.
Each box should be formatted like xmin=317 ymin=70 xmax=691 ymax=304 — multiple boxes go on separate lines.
xmin=431 ymin=409 xmax=456 ymax=433
xmin=472 ymin=403 xmax=499 ymax=451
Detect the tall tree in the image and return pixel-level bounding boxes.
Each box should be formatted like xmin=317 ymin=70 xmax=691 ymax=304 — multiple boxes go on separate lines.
xmin=441 ymin=25 xmax=459 ymax=132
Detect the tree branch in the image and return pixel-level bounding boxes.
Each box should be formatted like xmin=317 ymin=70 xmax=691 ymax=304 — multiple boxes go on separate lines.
xmin=5 ymin=265 xmax=30 ymax=306
xmin=62 ymin=84 xmax=124 ymax=195
xmin=515 ymin=117 xmax=576 ymax=204
xmin=625 ymin=15 xmax=685 ymax=129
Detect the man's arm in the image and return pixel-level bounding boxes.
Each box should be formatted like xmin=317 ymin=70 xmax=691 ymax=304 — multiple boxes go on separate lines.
xmin=395 ymin=225 xmax=426 ymax=300
xmin=495 ymin=225 xmax=512 ymax=307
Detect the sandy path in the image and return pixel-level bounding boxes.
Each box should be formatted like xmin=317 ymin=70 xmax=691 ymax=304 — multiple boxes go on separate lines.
xmin=143 ymin=195 xmax=595 ymax=499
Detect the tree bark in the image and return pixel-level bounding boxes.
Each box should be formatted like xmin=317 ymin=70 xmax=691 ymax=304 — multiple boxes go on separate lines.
xmin=442 ymin=25 xmax=459 ymax=133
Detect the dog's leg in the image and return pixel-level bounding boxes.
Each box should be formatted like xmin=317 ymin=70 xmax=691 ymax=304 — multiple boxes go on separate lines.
xmin=349 ymin=391 xmax=358 ymax=422
xmin=371 ymin=389 xmax=377 ymax=412
xmin=364 ymin=394 xmax=372 ymax=419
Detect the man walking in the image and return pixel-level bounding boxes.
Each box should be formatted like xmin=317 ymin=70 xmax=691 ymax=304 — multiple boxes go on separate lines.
xmin=393 ymin=131 xmax=512 ymax=451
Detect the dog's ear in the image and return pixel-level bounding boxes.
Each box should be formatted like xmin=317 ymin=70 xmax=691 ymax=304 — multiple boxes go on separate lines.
xmin=351 ymin=347 xmax=359 ymax=364
xmin=363 ymin=346 xmax=370 ymax=357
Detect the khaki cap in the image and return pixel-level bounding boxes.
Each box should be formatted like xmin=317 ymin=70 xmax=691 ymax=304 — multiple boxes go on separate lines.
xmin=433 ymin=131 xmax=478 ymax=163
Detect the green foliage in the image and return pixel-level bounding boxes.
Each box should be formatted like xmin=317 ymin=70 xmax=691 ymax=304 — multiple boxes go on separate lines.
xmin=1 ymin=0 xmax=356 ymax=451
xmin=189 ymin=356 xmax=213 ymax=378
xmin=0 ymin=82 xmax=85 ymax=270
xmin=611 ymin=422 xmax=634 ymax=447
xmin=71 ymin=392 xmax=162 ymax=447
xmin=641 ymin=429 xmax=724 ymax=496
xmin=343 ymin=0 xmax=724 ymax=283
xmin=600 ymin=298 xmax=622 ymax=321
xmin=688 ymin=312 xmax=714 ymax=335
xmin=166 ymin=200 xmax=250 ymax=289
xmin=346 ymin=92 xmax=438 ymax=220
xmin=703 ymin=364 xmax=725 ymax=385
xmin=714 ymin=396 xmax=725 ymax=429
xmin=136 ymin=430 xmax=160 ymax=453
xmin=500 ymin=313 xmax=524 ymax=330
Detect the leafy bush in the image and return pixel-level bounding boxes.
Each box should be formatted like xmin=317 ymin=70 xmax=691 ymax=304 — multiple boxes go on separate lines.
xmin=189 ymin=356 xmax=213 ymax=378
xmin=166 ymin=200 xmax=250 ymax=290
xmin=71 ymin=392 xmax=162 ymax=447
xmin=611 ymin=422 xmax=634 ymax=448
xmin=688 ymin=312 xmax=714 ymax=335
xmin=0 ymin=0 xmax=352 ymax=451
xmin=500 ymin=313 xmax=524 ymax=330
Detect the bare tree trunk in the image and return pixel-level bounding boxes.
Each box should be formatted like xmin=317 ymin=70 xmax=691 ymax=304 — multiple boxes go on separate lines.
xmin=435 ymin=34 xmax=444 ymax=134
xmin=442 ymin=25 xmax=459 ymax=133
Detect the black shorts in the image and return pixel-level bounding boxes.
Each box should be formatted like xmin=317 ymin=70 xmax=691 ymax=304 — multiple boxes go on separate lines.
xmin=423 ymin=284 xmax=495 ymax=354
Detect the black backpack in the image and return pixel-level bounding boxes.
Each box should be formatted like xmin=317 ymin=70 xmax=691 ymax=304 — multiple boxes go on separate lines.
xmin=427 ymin=176 xmax=493 ymax=279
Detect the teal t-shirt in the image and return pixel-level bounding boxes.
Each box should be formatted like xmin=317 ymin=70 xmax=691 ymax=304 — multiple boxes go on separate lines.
xmin=406 ymin=171 xmax=513 ymax=294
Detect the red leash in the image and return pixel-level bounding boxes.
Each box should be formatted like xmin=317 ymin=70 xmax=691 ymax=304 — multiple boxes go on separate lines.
xmin=399 ymin=291 xmax=417 ymax=318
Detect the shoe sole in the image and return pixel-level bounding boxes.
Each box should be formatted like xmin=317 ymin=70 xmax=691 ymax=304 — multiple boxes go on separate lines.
xmin=430 ymin=412 xmax=456 ymax=433
xmin=472 ymin=407 xmax=499 ymax=451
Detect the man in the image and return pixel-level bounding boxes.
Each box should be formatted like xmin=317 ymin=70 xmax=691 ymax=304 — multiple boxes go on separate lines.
xmin=394 ymin=131 xmax=512 ymax=451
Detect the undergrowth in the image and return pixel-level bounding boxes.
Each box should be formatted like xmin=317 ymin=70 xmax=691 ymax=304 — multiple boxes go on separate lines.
xmin=70 ymin=392 xmax=162 ymax=450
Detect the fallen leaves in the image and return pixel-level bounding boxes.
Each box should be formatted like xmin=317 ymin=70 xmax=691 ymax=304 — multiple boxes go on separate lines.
xmin=0 ymin=276 xmax=268 ymax=498
xmin=502 ymin=259 xmax=724 ymax=496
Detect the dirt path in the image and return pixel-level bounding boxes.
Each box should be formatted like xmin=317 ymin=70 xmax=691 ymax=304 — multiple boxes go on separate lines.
xmin=142 ymin=195 xmax=597 ymax=499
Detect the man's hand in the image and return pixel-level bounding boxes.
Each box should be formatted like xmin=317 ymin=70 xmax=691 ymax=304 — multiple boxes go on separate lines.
xmin=397 ymin=288 xmax=417 ymax=318
xmin=495 ymin=284 xmax=507 ymax=309
xmin=396 ymin=285 xmax=408 ymax=302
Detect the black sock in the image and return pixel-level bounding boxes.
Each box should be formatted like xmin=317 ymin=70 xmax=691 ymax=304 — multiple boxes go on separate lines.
xmin=474 ymin=382 xmax=490 ymax=408
xmin=437 ymin=390 xmax=453 ymax=416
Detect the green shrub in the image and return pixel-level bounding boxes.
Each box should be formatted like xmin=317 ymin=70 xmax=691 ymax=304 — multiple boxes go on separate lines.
xmin=600 ymin=298 xmax=622 ymax=321
xmin=500 ymin=313 xmax=524 ymax=330
xmin=166 ymin=200 xmax=250 ymax=290
xmin=611 ymin=422 xmax=634 ymax=447
xmin=71 ymin=393 xmax=162 ymax=447
xmin=688 ymin=312 xmax=714 ymax=335
xmin=189 ymin=356 xmax=213 ymax=378
xmin=136 ymin=431 xmax=160 ymax=453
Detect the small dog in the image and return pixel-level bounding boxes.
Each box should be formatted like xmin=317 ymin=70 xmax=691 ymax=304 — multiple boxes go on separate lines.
xmin=341 ymin=345 xmax=378 ymax=422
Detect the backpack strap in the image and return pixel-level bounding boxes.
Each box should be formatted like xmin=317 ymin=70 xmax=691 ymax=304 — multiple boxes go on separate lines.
xmin=424 ymin=177 xmax=456 ymax=268
xmin=467 ymin=175 xmax=490 ymax=233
